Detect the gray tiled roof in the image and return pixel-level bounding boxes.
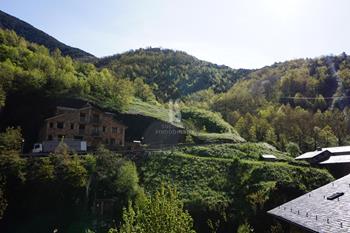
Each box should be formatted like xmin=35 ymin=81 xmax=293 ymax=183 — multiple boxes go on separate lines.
xmin=268 ymin=174 xmax=350 ymax=233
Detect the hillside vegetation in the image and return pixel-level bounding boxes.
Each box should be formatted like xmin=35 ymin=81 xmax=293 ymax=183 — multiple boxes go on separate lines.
xmin=0 ymin=10 xmax=95 ymax=60
xmin=96 ymin=48 xmax=249 ymax=100
xmin=184 ymin=54 xmax=350 ymax=152
xmin=0 ymin=16 xmax=340 ymax=233
xmin=0 ymin=28 xmax=133 ymax=111
xmin=140 ymin=144 xmax=333 ymax=233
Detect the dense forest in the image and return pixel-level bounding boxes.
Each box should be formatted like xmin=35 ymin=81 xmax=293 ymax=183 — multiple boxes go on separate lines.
xmin=0 ymin=12 xmax=347 ymax=233
xmin=96 ymin=48 xmax=249 ymax=100
xmin=184 ymin=54 xmax=350 ymax=152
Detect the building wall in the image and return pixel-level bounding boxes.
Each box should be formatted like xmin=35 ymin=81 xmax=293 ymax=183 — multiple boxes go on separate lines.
xmin=40 ymin=106 xmax=126 ymax=148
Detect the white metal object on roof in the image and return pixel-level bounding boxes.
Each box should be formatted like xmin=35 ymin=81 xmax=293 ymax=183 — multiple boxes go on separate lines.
xmin=261 ymin=154 xmax=277 ymax=159
xmin=320 ymin=155 xmax=350 ymax=164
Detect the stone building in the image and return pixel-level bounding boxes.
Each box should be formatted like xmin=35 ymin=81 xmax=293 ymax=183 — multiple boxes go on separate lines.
xmin=39 ymin=104 xmax=126 ymax=148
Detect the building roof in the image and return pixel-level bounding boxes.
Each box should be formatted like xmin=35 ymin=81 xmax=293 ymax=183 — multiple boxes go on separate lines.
xmin=268 ymin=174 xmax=350 ymax=233
xmin=320 ymin=155 xmax=350 ymax=164
xmin=296 ymin=146 xmax=350 ymax=160
xmin=261 ymin=154 xmax=277 ymax=159
xmin=326 ymin=146 xmax=350 ymax=154
xmin=295 ymin=150 xmax=327 ymax=160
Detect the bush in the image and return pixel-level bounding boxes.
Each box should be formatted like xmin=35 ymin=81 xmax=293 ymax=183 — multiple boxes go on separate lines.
xmin=286 ymin=142 xmax=301 ymax=157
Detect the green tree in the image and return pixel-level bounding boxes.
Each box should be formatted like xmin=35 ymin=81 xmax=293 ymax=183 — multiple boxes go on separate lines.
xmin=114 ymin=161 xmax=145 ymax=207
xmin=133 ymin=77 xmax=156 ymax=103
xmin=286 ymin=142 xmax=301 ymax=157
xmin=0 ymin=176 xmax=7 ymax=220
xmin=0 ymin=128 xmax=25 ymax=220
xmin=313 ymin=94 xmax=327 ymax=111
xmin=112 ymin=185 xmax=196 ymax=233
xmin=237 ymin=222 xmax=253 ymax=233
xmin=318 ymin=125 xmax=337 ymax=148
xmin=0 ymin=127 xmax=23 ymax=151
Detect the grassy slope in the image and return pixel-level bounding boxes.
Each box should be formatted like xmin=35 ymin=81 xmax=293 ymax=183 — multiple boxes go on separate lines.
xmin=139 ymin=143 xmax=333 ymax=231
xmin=177 ymin=143 xmax=293 ymax=161
xmin=124 ymin=99 xmax=245 ymax=143
xmin=140 ymin=143 xmax=332 ymax=200
xmin=124 ymin=98 xmax=171 ymax=123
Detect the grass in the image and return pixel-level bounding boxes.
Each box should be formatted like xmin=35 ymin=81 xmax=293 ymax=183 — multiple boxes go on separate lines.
xmin=176 ymin=142 xmax=295 ymax=162
xmin=140 ymin=143 xmax=333 ymax=202
xmin=124 ymin=98 xmax=169 ymax=121
xmin=190 ymin=132 xmax=245 ymax=143
xmin=124 ymin=98 xmax=183 ymax=127
xmin=139 ymin=142 xmax=334 ymax=232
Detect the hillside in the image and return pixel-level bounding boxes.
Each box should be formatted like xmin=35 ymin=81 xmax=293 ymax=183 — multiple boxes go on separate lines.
xmin=0 ymin=10 xmax=95 ymax=60
xmin=232 ymin=54 xmax=350 ymax=109
xmin=96 ymin=48 xmax=250 ymax=100
xmin=0 ymin=14 xmax=339 ymax=233
xmin=196 ymin=53 xmax=350 ymax=153
xmin=140 ymin=143 xmax=333 ymax=232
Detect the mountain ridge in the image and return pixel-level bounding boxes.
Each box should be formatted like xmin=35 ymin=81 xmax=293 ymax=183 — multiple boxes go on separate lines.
xmin=0 ymin=9 xmax=95 ymax=60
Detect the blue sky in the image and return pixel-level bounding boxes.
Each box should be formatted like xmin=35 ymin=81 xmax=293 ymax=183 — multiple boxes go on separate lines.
xmin=1 ymin=0 xmax=350 ymax=68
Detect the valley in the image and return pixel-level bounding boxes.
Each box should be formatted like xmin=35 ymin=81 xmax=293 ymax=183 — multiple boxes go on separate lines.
xmin=0 ymin=9 xmax=349 ymax=233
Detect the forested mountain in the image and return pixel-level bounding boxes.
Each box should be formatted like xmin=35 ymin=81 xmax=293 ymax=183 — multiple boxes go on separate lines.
xmin=0 ymin=10 xmax=95 ymax=60
xmin=188 ymin=53 xmax=350 ymax=153
xmin=0 ymin=13 xmax=341 ymax=233
xmin=96 ymin=48 xmax=250 ymax=100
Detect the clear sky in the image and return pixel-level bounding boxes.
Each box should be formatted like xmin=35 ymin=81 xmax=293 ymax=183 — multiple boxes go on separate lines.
xmin=1 ymin=0 xmax=350 ymax=69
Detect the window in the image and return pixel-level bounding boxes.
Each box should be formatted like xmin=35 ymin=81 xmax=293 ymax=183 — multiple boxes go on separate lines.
xmin=74 ymin=136 xmax=83 ymax=140
xmin=103 ymin=126 xmax=106 ymax=132
xmin=47 ymin=135 xmax=53 ymax=140
xmin=92 ymin=126 xmax=100 ymax=135
xmin=57 ymin=122 xmax=64 ymax=129
xmin=70 ymin=123 xmax=74 ymax=130
xmin=105 ymin=138 xmax=109 ymax=144
xmin=92 ymin=114 xmax=100 ymax=123
xmin=112 ymin=127 xmax=118 ymax=133
xmin=49 ymin=122 xmax=54 ymax=128
xmin=110 ymin=138 xmax=116 ymax=145
xmin=58 ymin=135 xmax=64 ymax=139
xmin=79 ymin=124 xmax=85 ymax=134
xmin=80 ymin=113 xmax=86 ymax=122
